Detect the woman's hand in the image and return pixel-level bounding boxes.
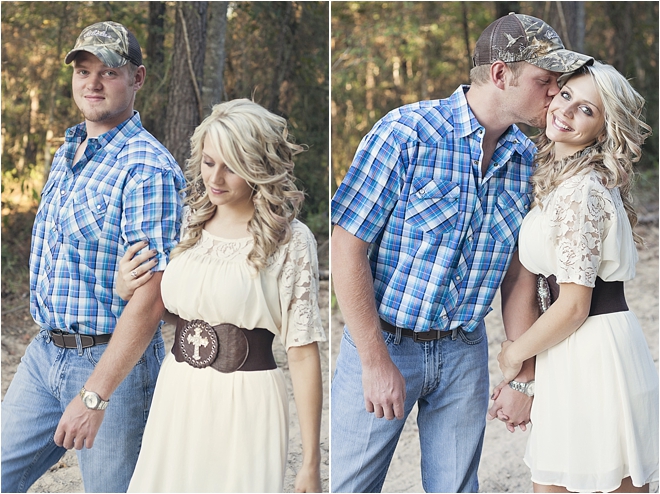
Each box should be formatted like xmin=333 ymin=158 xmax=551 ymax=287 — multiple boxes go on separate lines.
xmin=497 ymin=340 xmax=523 ymax=383
xmin=116 ymin=241 xmax=158 ymax=301
xmin=294 ymin=463 xmax=321 ymax=493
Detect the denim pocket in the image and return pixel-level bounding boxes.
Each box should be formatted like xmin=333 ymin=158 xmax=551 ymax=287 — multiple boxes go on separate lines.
xmin=458 ymin=326 xmax=486 ymax=345
xmin=405 ymin=178 xmax=460 ymax=237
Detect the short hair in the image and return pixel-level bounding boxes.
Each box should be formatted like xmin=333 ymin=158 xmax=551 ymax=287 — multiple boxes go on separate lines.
xmin=469 ymin=61 xmax=527 ymax=86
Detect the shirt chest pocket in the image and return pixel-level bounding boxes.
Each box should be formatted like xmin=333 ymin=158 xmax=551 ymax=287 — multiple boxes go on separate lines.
xmin=404 ymin=178 xmax=460 ymax=236
xmin=489 ymin=189 xmax=529 ymax=245
xmin=60 ymin=189 xmax=109 ymax=243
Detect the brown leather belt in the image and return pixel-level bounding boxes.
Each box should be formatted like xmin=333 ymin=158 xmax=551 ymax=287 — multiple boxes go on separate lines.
xmin=49 ymin=330 xmax=112 ymax=349
xmin=545 ymin=275 xmax=628 ymax=316
xmin=380 ymin=318 xmax=454 ymax=342
xmin=172 ymin=317 xmax=277 ymax=373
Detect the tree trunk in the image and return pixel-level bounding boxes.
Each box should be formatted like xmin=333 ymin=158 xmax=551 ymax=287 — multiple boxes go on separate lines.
xmin=165 ymin=1 xmax=208 ymax=168
xmin=43 ymin=3 xmax=69 ymax=178
xmin=267 ymin=1 xmax=295 ymax=114
xmin=143 ymin=1 xmax=167 ymax=141
xmin=495 ymin=2 xmax=521 ymax=20
xmin=201 ymin=1 xmax=228 ymax=117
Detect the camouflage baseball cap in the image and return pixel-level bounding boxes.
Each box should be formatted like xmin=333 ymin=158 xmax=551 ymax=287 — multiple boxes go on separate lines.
xmin=473 ymin=13 xmax=593 ymax=73
xmin=65 ymin=21 xmax=142 ymax=68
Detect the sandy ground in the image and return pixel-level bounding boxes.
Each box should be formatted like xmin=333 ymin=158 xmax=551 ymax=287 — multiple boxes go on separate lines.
xmin=1 ymin=279 xmax=330 ymax=493
xmin=330 ymin=222 xmax=659 ymax=493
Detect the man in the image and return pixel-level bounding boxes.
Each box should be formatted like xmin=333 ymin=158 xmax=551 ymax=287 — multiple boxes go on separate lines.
xmin=1 ymin=21 xmax=185 ymax=493
xmin=330 ymin=13 xmax=593 ymax=493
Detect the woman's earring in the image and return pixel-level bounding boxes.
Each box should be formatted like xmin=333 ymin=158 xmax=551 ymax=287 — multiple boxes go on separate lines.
xmin=195 ymin=180 xmax=206 ymax=197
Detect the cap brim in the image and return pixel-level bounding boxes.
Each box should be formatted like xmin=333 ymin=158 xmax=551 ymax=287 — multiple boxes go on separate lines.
xmin=64 ymin=46 xmax=128 ymax=68
xmin=528 ymin=49 xmax=594 ymax=73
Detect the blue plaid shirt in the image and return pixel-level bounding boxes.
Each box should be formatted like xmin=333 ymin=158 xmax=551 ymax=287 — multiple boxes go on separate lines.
xmin=332 ymin=86 xmax=536 ymax=333
xmin=30 ymin=112 xmax=185 ymax=335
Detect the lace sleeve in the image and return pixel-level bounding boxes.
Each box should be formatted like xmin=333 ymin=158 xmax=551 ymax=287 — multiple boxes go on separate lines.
xmin=180 ymin=206 xmax=192 ymax=240
xmin=548 ymin=173 xmax=615 ymax=287
xmin=278 ymin=221 xmax=327 ymax=351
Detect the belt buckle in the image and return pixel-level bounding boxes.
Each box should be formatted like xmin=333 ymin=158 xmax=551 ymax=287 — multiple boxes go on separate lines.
xmin=179 ymin=320 xmax=219 ymax=368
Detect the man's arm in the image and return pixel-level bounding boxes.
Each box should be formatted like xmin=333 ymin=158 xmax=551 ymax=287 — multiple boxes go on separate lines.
xmin=488 ymin=251 xmax=539 ymax=432
xmin=331 ymin=225 xmax=405 ymax=420
xmin=54 ymin=272 xmax=165 ymax=450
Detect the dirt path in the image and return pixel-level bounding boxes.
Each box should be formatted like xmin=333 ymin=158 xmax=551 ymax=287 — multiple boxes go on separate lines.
xmin=1 ymin=281 xmax=330 ymax=493
xmin=330 ymin=222 xmax=658 ymax=493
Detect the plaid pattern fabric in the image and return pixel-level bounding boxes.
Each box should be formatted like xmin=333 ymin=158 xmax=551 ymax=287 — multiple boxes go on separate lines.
xmin=30 ymin=112 xmax=185 ymax=335
xmin=331 ymin=86 xmax=536 ymax=332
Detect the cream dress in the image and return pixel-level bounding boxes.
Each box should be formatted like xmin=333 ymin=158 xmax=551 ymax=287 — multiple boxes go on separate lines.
xmin=518 ymin=170 xmax=659 ymax=492
xmin=128 ymin=216 xmax=326 ymax=493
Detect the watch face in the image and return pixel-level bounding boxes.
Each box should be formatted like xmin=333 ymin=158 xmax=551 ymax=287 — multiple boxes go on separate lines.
xmin=83 ymin=392 xmax=100 ymax=409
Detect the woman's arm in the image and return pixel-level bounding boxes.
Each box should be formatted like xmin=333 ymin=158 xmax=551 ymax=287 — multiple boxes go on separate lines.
xmin=287 ymin=342 xmax=323 ymax=493
xmin=115 ymin=240 xmax=177 ymax=325
xmin=498 ymin=282 xmax=593 ymax=381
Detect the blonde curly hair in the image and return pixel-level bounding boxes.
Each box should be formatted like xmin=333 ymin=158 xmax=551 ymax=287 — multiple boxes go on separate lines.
xmin=531 ymin=61 xmax=652 ymax=245
xmin=171 ymin=99 xmax=305 ymax=270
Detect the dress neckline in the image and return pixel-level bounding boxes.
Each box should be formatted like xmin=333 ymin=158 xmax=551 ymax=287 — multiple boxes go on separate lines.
xmin=201 ymin=228 xmax=252 ymax=242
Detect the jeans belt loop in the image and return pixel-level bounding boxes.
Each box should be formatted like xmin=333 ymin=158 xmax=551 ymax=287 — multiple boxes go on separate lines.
xmin=74 ymin=333 xmax=84 ymax=356
xmin=394 ymin=325 xmax=402 ymax=345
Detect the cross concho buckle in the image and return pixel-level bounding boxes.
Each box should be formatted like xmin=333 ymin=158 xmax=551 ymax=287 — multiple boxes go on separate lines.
xmin=536 ymin=274 xmax=552 ymax=314
xmin=179 ymin=319 xmax=218 ymax=368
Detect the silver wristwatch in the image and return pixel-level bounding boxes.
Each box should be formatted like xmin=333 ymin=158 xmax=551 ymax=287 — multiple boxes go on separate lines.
xmin=508 ymin=379 xmax=535 ymax=397
xmin=80 ymin=387 xmax=109 ymax=410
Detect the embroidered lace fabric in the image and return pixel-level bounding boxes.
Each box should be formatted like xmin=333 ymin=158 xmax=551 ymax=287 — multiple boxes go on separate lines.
xmin=545 ymin=171 xmax=617 ymax=287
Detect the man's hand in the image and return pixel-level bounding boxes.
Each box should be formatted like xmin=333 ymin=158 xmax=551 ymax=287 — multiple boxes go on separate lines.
xmin=54 ymin=396 xmax=106 ymax=449
xmin=487 ymin=380 xmax=532 ymax=433
xmin=362 ymin=358 xmax=406 ymax=420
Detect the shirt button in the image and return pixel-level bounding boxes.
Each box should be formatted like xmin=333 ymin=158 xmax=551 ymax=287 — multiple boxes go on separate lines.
xmin=524 ymin=204 xmax=529 ymax=210
xmin=60 ymin=190 xmax=66 ymax=195
xmin=473 ymin=160 xmax=478 ymax=166
xmin=455 ymin=275 xmax=461 ymax=281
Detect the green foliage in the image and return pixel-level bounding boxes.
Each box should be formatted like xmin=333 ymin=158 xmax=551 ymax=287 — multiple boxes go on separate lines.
xmin=2 ymin=1 xmax=329 ymax=237
xmin=331 ymin=1 xmax=659 ymax=195
xmin=2 ymin=1 xmax=329 ymax=298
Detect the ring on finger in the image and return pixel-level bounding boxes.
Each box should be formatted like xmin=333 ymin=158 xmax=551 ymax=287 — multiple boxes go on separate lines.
xmin=131 ymin=269 xmax=138 ymax=279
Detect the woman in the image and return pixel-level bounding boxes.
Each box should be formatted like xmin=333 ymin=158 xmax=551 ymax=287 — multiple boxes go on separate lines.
xmin=118 ymin=99 xmax=325 ymax=492
xmin=497 ymin=61 xmax=659 ymax=493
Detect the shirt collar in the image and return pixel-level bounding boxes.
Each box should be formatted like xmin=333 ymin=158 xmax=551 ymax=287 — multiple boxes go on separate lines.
xmin=452 ymin=84 xmax=531 ymax=156
xmin=64 ymin=111 xmax=143 ymax=151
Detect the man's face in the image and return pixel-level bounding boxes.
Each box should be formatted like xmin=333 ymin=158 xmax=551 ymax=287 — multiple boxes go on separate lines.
xmin=506 ymin=63 xmax=562 ymax=129
xmin=71 ymin=51 xmax=138 ymax=134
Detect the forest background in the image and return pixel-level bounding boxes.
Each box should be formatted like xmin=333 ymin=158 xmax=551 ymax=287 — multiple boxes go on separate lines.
xmin=2 ymin=1 xmax=330 ymax=300
xmin=331 ymin=1 xmax=659 ymax=198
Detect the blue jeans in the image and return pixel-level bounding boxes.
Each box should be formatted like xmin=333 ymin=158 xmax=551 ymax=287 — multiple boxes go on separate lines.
xmin=1 ymin=328 xmax=164 ymax=493
xmin=331 ymin=322 xmax=489 ymax=493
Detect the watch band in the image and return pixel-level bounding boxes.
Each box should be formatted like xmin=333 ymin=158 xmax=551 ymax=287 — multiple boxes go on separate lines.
xmin=508 ymin=379 xmax=535 ymax=396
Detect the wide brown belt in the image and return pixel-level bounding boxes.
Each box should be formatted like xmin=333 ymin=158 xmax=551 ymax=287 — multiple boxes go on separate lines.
xmin=538 ymin=275 xmax=628 ymax=316
xmin=380 ymin=318 xmax=454 ymax=342
xmin=172 ymin=317 xmax=277 ymax=373
xmin=49 ymin=330 xmax=112 ymax=348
